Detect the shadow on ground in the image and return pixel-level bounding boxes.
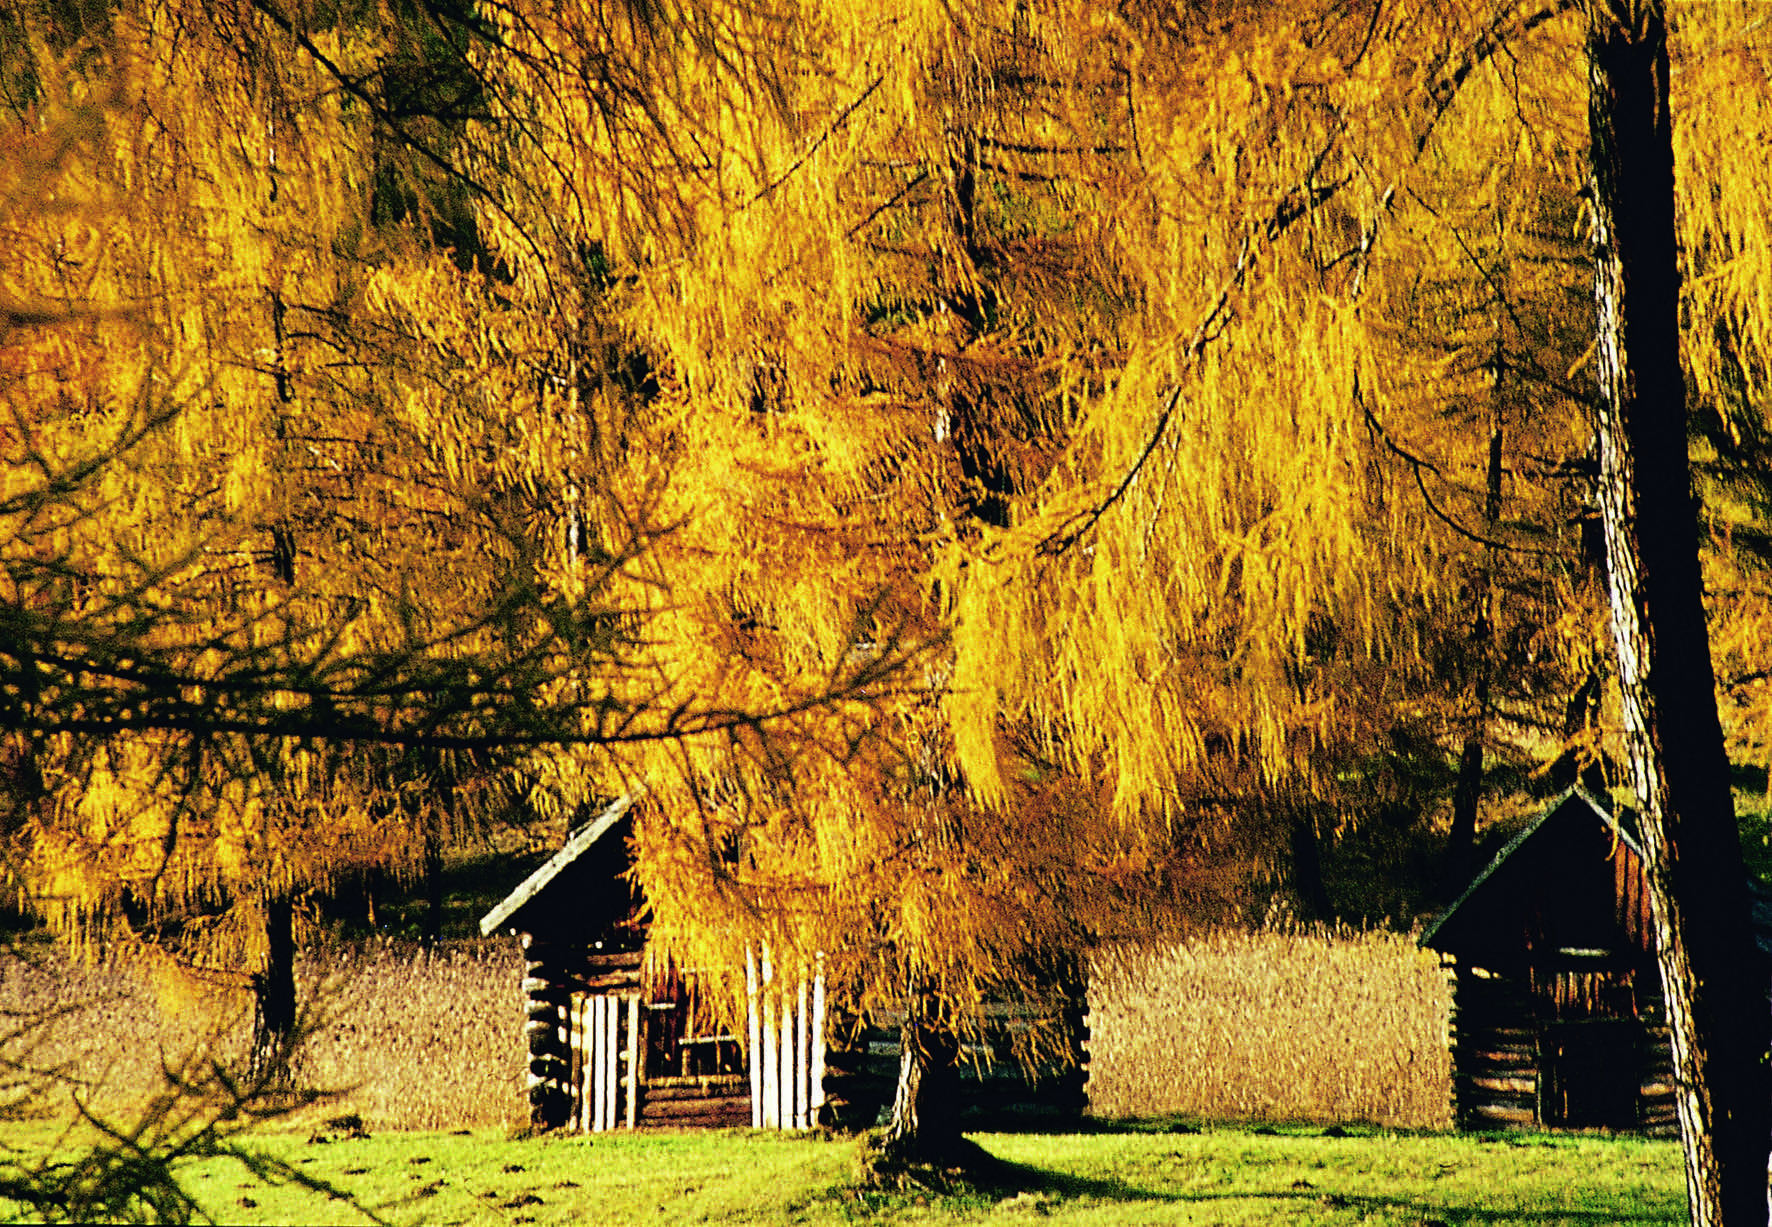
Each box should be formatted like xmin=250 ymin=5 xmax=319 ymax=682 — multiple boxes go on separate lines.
xmin=849 ymin=1129 xmax=1684 ymax=1226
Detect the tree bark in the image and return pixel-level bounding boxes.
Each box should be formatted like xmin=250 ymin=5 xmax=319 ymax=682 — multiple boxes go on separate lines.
xmin=250 ymin=892 xmax=298 ymax=1082
xmin=1585 ymin=4 xmax=1771 ymax=1223
xmin=422 ymin=832 xmax=444 ymax=948
xmin=1442 ymin=425 xmax=1502 ymax=899
xmin=878 ymin=992 xmax=964 ymax=1163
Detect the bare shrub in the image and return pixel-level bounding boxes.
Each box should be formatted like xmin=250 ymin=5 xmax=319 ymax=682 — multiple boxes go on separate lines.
xmin=1087 ymin=929 xmax=1452 ymax=1129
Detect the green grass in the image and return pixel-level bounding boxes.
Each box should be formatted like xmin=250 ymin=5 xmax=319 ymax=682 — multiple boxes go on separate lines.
xmin=0 ymin=1120 xmax=1688 ymax=1225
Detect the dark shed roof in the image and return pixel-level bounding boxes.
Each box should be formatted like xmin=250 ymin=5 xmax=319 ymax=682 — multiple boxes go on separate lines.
xmin=1422 ymin=787 xmax=1772 ymax=967
xmin=1420 ymin=789 xmax=1652 ymax=969
xmin=479 ymin=794 xmax=639 ymax=938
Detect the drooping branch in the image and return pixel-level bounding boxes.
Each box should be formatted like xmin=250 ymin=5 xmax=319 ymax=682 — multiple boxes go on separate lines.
xmin=749 ymin=74 xmax=885 ymax=207
xmin=1035 ymin=392 xmax=1177 ymax=557
xmin=1043 ymin=1 xmax=1575 ymax=556
xmin=1358 ymin=397 xmax=1557 ymax=556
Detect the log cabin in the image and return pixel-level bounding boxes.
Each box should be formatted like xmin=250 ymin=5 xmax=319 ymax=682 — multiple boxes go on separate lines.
xmin=480 ymin=795 xmax=1088 ymax=1132
xmin=1421 ymin=787 xmax=1771 ymax=1135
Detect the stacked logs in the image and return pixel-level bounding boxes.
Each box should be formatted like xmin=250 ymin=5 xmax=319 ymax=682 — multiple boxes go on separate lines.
xmin=522 ymin=938 xmax=648 ymax=1130
xmin=819 ymin=996 xmax=1089 ymax=1131
xmin=522 ymin=933 xmax=575 ymax=1129
xmin=640 ymin=1075 xmax=752 ymax=1128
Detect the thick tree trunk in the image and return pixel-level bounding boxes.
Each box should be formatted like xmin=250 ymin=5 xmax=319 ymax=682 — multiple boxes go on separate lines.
xmin=878 ymin=994 xmax=964 ymax=1163
xmin=1585 ymin=4 xmax=1772 ymax=1223
xmin=250 ymin=892 xmax=298 ymax=1082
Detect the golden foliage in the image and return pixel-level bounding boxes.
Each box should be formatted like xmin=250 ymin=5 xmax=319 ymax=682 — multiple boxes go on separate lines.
xmin=472 ymin=0 xmax=1619 ymax=1033
xmin=10 ymin=0 xmax=1772 ymax=1053
xmin=1 ymin=0 xmax=661 ymax=990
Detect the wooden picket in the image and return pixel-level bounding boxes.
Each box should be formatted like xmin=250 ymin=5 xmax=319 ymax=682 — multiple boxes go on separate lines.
xmin=565 ymin=951 xmax=824 ymax=1132
xmin=569 ymin=991 xmax=637 ymax=1132
xmin=745 ymin=949 xmax=825 ymax=1130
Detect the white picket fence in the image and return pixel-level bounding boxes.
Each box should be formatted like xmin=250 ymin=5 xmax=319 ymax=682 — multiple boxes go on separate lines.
xmin=566 ymin=992 xmax=640 ymax=1131
xmin=566 ymin=951 xmax=824 ymax=1131
xmin=746 ymin=950 xmax=826 ymax=1129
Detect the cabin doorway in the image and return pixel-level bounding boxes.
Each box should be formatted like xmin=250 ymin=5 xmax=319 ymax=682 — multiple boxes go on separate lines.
xmin=1539 ymin=1020 xmax=1641 ymax=1130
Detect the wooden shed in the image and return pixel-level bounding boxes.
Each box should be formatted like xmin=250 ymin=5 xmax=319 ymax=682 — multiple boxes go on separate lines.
xmin=479 ymin=796 xmax=826 ymax=1131
xmin=481 ymin=795 xmax=1089 ymax=1132
xmin=1421 ymin=788 xmax=1683 ymax=1134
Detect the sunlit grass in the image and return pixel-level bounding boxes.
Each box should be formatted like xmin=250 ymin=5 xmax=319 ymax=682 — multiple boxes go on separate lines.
xmin=0 ymin=1119 xmax=1685 ymax=1226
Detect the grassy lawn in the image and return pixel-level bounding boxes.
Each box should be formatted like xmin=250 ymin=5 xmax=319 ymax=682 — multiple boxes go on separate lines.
xmin=0 ymin=1120 xmax=1688 ymax=1225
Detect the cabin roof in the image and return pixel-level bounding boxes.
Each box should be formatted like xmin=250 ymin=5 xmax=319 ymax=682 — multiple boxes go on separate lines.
xmin=1419 ymin=788 xmax=1640 ymax=957
xmin=479 ymin=794 xmax=637 ymax=938
xmin=1422 ymin=787 xmax=1772 ymax=963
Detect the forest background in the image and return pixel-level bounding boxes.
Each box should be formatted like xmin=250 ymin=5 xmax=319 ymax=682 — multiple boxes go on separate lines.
xmin=5 ymin=0 xmax=1772 ymax=1218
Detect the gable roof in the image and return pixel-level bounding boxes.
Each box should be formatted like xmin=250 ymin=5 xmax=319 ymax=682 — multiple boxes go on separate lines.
xmin=1419 ymin=788 xmax=1640 ymax=955
xmin=1422 ymin=785 xmax=1772 ymax=968
xmin=479 ymin=793 xmax=637 ymax=937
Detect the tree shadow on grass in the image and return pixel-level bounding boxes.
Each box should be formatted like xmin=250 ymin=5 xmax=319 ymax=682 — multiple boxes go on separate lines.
xmin=941 ymin=1152 xmax=1682 ymax=1226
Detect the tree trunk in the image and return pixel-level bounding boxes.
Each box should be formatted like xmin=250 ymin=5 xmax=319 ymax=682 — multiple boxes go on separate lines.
xmin=422 ymin=832 xmax=444 ymax=948
xmin=250 ymin=892 xmax=298 ymax=1082
xmin=1288 ymin=811 xmax=1334 ymax=923
xmin=1441 ymin=423 xmax=1503 ymax=900
xmin=1440 ymin=728 xmax=1484 ymax=899
xmin=1585 ymin=4 xmax=1772 ymax=1223
xmin=1549 ymin=669 xmax=1605 ymax=792
xmin=878 ymin=993 xmax=964 ymax=1163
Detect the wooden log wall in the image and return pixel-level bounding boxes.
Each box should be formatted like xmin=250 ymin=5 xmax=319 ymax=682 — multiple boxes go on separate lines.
xmin=521 ymin=934 xmax=576 ymax=1130
xmin=642 ymin=1074 xmax=752 ymax=1128
xmin=542 ymin=946 xmax=821 ymax=1132
xmin=564 ymin=951 xmax=643 ymax=1132
xmin=1638 ymin=1027 xmax=1677 ymax=1137
xmin=522 ymin=939 xmax=644 ymax=1131
xmin=1450 ymin=968 xmax=1538 ymax=1130
xmin=1449 ymin=962 xmax=1677 ymax=1136
xmin=1635 ymin=974 xmax=1677 ymax=1138
xmin=819 ymin=997 xmax=1090 ymax=1131
xmin=566 ymin=992 xmax=755 ymax=1130
xmin=528 ymin=940 xmax=1090 ymax=1133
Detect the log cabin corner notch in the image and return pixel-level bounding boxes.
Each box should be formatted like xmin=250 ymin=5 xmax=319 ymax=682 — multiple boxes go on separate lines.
xmin=1420 ymin=787 xmax=1772 ymax=1135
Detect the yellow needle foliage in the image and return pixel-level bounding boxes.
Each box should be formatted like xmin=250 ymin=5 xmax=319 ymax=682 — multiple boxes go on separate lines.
xmin=0 ymin=1 xmax=674 ymax=992
xmin=3 ymin=3 xmax=406 ymax=982
xmin=1673 ymin=2 xmax=1772 ymax=771
xmin=459 ymin=0 xmax=1624 ymax=1035
xmin=7 ymin=0 xmax=1772 ymax=1063
xmin=476 ymin=0 xmax=1772 ymax=1034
